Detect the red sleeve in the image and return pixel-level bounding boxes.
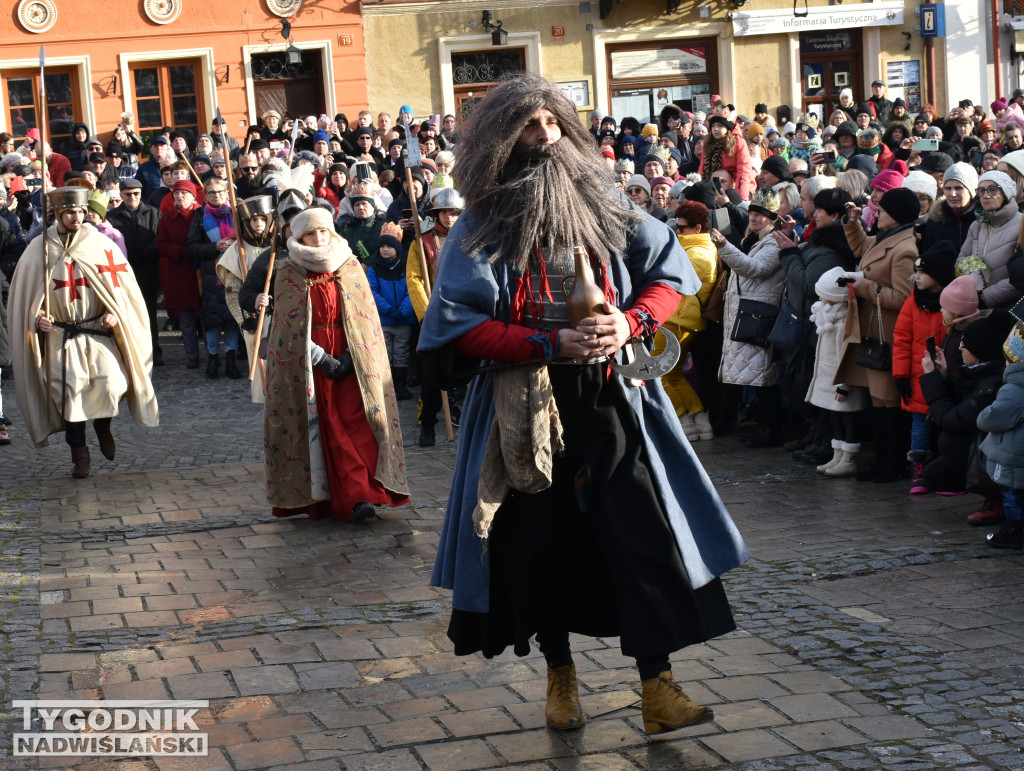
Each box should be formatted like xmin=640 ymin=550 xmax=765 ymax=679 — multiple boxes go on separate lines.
xmin=624 ymin=281 xmax=683 ymax=338
xmin=455 ymin=320 xmax=558 ymax=362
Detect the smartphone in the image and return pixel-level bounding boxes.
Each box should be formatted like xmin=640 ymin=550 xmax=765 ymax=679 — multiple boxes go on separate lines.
xmin=912 ymin=138 xmax=939 ymax=152
xmin=353 ymin=163 xmax=371 ymax=182
xmin=822 ymin=150 xmax=837 ymax=163
xmin=926 ymin=335 xmax=937 ymax=362
xmin=713 ymin=177 xmax=723 ymax=192
xmin=402 ymin=208 xmax=413 ymax=220
xmin=269 ymin=141 xmax=283 ymax=150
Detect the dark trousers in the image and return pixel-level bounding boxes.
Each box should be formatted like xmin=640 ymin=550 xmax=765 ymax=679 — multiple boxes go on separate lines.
xmin=65 ymin=418 xmax=111 ymax=448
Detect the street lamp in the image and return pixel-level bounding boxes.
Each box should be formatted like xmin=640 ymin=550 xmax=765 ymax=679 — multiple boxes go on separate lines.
xmin=481 ymin=10 xmax=508 ymax=46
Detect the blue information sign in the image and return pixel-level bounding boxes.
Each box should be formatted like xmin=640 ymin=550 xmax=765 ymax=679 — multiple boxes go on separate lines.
xmin=920 ymin=3 xmax=945 ymax=38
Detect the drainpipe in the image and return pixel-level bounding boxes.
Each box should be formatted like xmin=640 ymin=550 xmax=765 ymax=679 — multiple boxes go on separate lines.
xmin=993 ymin=0 xmax=1003 ymax=97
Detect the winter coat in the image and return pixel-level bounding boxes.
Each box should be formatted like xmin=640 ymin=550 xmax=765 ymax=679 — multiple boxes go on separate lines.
xmin=717 ymin=233 xmax=784 ymax=386
xmin=134 ymin=158 xmax=163 ymax=200
xmin=107 ymin=202 xmax=161 ymax=295
xmin=384 ymin=192 xmax=431 ymax=256
xmin=780 ymin=221 xmax=858 ymax=320
xmin=699 ymin=138 xmax=755 ymax=201
xmin=366 ymin=253 xmax=417 ymax=326
xmin=667 ymin=232 xmax=717 ymax=333
xmin=61 ymin=124 xmax=89 ymax=171
xmin=891 ymin=291 xmax=947 ymax=414
xmin=956 ymin=203 xmax=1023 ymax=309
xmin=156 ymin=204 xmax=200 ymax=312
xmin=978 ymin=361 xmax=1024 ymax=489
xmin=0 ymin=213 xmax=27 ymax=283
xmin=921 ymin=359 xmax=1003 ymax=478
xmin=835 ymin=220 xmax=918 ymax=406
xmin=805 ymin=299 xmax=867 ymax=412
xmin=46 ymin=152 xmax=70 ymax=188
xmin=185 ymin=208 xmax=236 ymax=329
xmin=340 ymin=215 xmax=383 ymax=263
xmin=918 ymin=196 xmax=976 ymax=254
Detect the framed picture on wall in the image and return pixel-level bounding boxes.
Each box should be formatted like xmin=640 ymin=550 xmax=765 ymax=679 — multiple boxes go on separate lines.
xmin=834 ymin=71 xmax=849 ymax=87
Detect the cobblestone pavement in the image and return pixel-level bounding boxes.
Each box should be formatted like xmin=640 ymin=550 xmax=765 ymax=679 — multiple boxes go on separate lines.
xmin=2 ymin=326 xmax=1024 ymax=769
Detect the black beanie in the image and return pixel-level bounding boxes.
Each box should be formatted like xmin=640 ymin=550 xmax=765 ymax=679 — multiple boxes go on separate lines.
xmin=684 ymin=180 xmax=718 ymax=208
xmin=879 ymin=188 xmax=921 ymax=226
xmin=962 ymin=309 xmax=1015 ymax=362
xmin=761 ymin=154 xmax=793 ymax=183
xmin=914 ymin=240 xmax=958 ymax=288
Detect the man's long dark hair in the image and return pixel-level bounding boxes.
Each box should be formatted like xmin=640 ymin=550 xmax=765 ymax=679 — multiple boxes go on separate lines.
xmin=453 ymin=73 xmax=641 ymax=271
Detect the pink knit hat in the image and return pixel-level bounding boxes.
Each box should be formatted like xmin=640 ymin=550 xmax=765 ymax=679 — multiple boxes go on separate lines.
xmin=940 ymin=275 xmax=981 ymax=320
xmin=871 ymin=168 xmax=904 ymax=193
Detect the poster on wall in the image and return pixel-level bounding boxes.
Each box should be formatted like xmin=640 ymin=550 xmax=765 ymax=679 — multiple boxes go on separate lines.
xmin=885 ymin=60 xmax=922 ymax=113
xmin=611 ymin=84 xmax=712 ymax=123
xmin=610 ymin=48 xmax=708 ymax=79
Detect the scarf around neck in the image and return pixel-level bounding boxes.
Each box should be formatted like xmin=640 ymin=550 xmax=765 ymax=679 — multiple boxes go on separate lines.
xmin=913 ymin=284 xmax=942 ymax=312
xmin=203 ymin=204 xmax=235 ymax=243
xmin=286 ymin=235 xmax=348 ymax=274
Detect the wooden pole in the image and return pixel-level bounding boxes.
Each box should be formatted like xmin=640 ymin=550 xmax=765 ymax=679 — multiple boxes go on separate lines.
xmin=249 ymin=237 xmax=278 ymax=382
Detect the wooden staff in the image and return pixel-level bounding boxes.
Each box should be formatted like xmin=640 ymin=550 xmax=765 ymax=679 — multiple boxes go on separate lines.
xmin=403 ymin=163 xmax=454 ymax=442
xmin=179 ymin=153 xmax=203 ymax=187
xmin=248 ymin=236 xmax=278 ymax=382
xmin=38 ymin=45 xmax=51 ymax=323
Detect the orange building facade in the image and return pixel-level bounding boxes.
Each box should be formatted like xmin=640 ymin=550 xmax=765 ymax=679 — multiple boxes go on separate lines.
xmin=0 ymin=0 xmax=368 ymax=151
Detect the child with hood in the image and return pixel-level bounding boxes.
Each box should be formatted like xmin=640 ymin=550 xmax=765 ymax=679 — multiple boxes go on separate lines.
xmin=976 ymin=317 xmax=1024 ymax=550
xmin=366 ymin=221 xmax=417 ymax=400
xmin=806 ymin=266 xmax=869 ymax=476
xmin=891 ymin=241 xmax=958 ymax=493
xmin=788 ymin=120 xmax=823 ymax=166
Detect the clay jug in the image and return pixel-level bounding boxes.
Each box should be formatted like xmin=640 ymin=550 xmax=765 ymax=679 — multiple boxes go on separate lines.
xmin=561 ymin=246 xmax=605 ymax=328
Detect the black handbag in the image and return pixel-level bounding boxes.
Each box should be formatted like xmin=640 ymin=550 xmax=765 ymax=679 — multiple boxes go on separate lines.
xmin=730 ymin=280 xmax=778 ymax=348
xmin=767 ymin=287 xmax=807 ymax=357
xmin=856 ymin=289 xmax=892 ymax=371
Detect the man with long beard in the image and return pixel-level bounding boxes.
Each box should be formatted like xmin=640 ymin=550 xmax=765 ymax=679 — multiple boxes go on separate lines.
xmin=419 ymin=74 xmax=748 ymax=735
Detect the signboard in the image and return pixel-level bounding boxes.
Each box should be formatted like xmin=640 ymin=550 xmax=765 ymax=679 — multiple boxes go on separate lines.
xmin=557 ymin=79 xmax=590 ymax=109
xmin=731 ymin=1 xmax=904 ymax=36
xmin=919 ymin=3 xmax=945 ymax=37
xmin=551 ymin=24 xmax=566 ymax=43
xmin=610 ymin=47 xmax=707 ymax=79
xmin=610 ymin=84 xmax=710 ymax=123
xmin=799 ymin=33 xmax=855 ymax=54
xmin=886 ymin=60 xmax=921 ymax=113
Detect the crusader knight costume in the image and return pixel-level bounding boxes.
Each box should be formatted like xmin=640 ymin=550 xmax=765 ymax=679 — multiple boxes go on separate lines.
xmin=9 ymin=186 xmax=158 ymax=477
xmin=419 ymin=74 xmax=749 ymax=735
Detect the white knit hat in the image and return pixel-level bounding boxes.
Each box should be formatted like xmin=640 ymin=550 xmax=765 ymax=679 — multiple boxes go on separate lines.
xmin=289 ymin=206 xmax=338 ymax=242
xmin=979 ymin=170 xmax=1017 ymax=202
xmin=902 ymin=170 xmax=938 ymax=201
xmin=942 ymin=162 xmax=979 ymax=192
xmin=1000 ymin=149 xmax=1024 ymax=181
xmin=814 ymin=266 xmax=850 ymax=303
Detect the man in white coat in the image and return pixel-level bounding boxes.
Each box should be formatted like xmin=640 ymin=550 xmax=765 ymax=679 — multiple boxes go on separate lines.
xmin=9 ymin=187 xmax=158 ymax=478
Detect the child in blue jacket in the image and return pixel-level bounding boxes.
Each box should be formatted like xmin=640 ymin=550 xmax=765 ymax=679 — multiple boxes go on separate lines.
xmin=366 ymin=222 xmax=418 ymax=400
xmin=976 ymin=319 xmax=1024 ymax=550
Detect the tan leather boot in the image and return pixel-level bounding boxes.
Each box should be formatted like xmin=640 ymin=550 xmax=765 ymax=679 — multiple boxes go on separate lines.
xmin=545 ymin=664 xmax=585 ymax=730
xmin=641 ymin=670 xmax=713 ymax=734
xmin=71 ymin=447 xmax=91 ymax=479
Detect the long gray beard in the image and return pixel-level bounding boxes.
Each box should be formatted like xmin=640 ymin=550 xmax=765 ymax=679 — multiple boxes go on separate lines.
xmin=465 ymin=141 xmax=641 ymax=274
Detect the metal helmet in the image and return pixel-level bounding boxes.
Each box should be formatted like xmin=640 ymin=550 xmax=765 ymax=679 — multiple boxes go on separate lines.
xmin=47 ymin=187 xmax=89 ymax=212
xmin=237 ymin=195 xmax=273 ymax=221
xmin=276 ymin=188 xmax=309 ymax=227
xmin=427 ymin=186 xmax=465 ymax=215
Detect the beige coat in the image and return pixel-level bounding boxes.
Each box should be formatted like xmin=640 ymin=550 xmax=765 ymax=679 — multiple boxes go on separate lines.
xmin=217 ymin=239 xmax=271 ymax=403
xmin=9 ymin=223 xmax=158 ymax=447
xmin=835 ymin=220 xmax=918 ymax=407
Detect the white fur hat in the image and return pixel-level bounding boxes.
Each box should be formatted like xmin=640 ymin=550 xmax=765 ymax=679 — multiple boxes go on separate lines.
xmin=902 ymin=170 xmax=938 ymax=201
xmin=815 ymin=266 xmax=850 ymax=303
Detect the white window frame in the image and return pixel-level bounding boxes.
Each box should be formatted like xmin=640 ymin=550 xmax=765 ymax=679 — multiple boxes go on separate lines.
xmin=118 ymin=48 xmax=217 ymax=133
xmin=0 ymin=55 xmax=94 ymax=136
xmin=242 ymin=40 xmax=336 ymax=125
xmin=438 ymin=32 xmax=542 ymax=118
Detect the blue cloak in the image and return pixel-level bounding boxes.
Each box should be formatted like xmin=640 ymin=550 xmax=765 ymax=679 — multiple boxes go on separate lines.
xmin=419 ymin=208 xmax=750 ymax=614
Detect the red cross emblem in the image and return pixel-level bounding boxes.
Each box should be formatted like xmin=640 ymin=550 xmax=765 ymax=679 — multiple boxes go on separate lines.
xmin=96 ymin=249 xmax=129 ymax=288
xmin=53 ymin=261 xmax=89 ymax=301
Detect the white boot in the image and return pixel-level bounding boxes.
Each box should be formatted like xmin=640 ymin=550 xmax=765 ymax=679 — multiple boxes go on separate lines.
xmin=679 ymin=413 xmax=699 ymax=441
xmin=694 ymin=410 xmax=714 ymax=440
xmin=826 ymin=442 xmax=860 ymax=477
xmin=816 ymin=439 xmax=844 ymax=473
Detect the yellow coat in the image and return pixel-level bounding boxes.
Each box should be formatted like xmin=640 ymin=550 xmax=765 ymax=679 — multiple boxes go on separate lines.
xmin=667 ymin=232 xmax=718 ymax=333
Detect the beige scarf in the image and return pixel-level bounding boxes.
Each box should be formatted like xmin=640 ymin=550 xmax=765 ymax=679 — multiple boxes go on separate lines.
xmin=473 ymin=364 xmax=564 ymax=538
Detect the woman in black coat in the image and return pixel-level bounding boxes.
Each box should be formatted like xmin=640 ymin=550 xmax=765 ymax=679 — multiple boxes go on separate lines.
xmin=185 ymin=177 xmax=242 ymax=379
xmin=773 ymin=187 xmax=857 ymax=457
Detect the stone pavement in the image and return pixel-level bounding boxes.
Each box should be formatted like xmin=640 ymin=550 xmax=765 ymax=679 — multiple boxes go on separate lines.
xmin=2 ymin=328 xmax=1024 ymax=769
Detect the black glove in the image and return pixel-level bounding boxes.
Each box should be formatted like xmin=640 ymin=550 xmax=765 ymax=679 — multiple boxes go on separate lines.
xmin=317 ymin=351 xmax=354 ymax=379
xmin=894 ymin=377 xmax=913 ymax=405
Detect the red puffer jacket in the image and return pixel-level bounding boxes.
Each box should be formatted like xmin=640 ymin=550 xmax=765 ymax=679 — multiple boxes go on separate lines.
xmin=891 ymin=293 xmax=946 ymax=414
